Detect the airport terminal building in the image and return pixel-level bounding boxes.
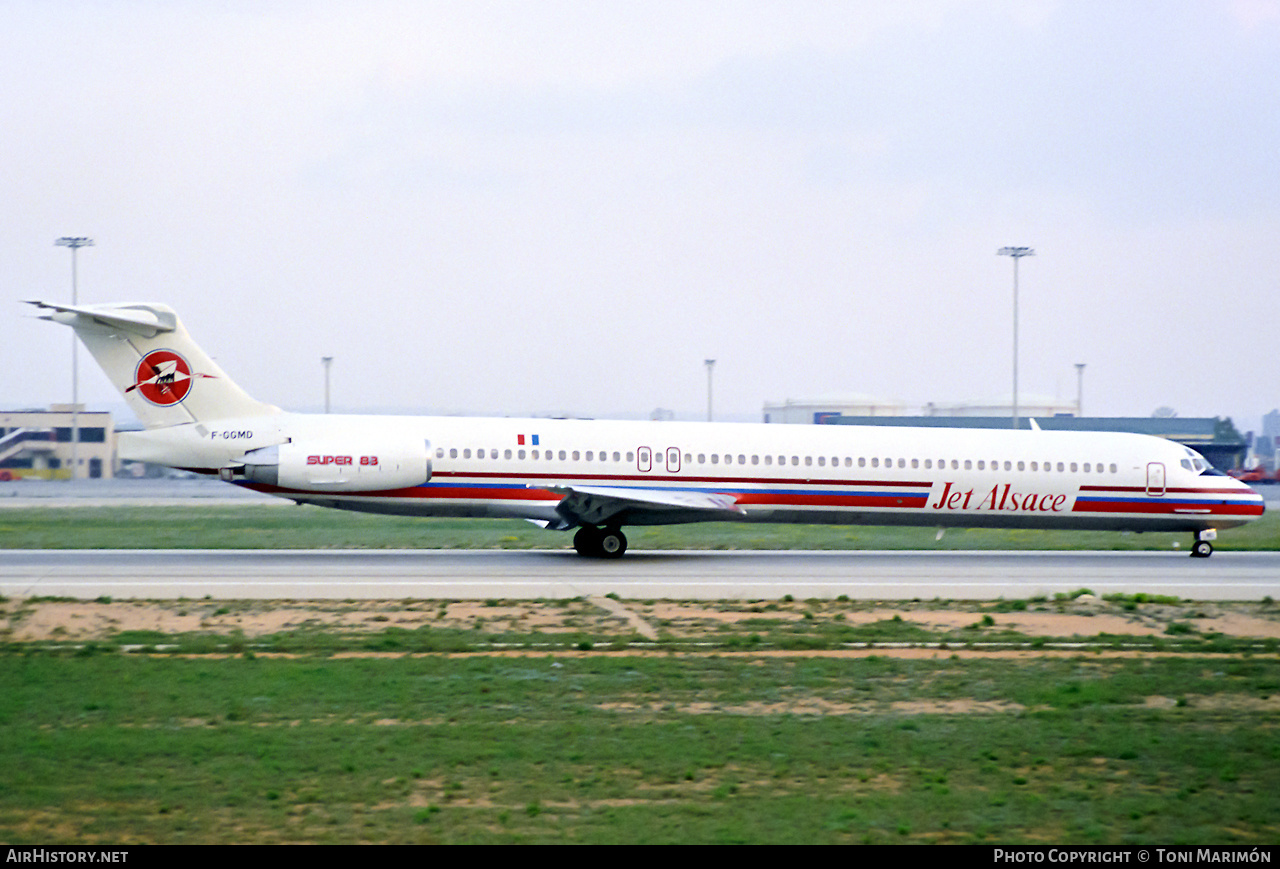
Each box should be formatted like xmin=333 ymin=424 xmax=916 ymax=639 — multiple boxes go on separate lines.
xmin=0 ymin=405 xmax=117 ymax=480
xmin=763 ymin=398 xmax=1249 ymax=471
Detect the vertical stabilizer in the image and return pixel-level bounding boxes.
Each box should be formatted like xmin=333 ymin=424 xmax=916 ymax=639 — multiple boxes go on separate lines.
xmin=29 ymin=301 xmax=279 ymax=429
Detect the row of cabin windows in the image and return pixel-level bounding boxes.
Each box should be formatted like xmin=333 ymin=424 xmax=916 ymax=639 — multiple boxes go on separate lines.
xmin=435 ymin=447 xmax=1118 ymax=475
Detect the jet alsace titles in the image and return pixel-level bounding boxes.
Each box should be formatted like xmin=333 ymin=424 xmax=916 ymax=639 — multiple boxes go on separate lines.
xmin=932 ymin=481 xmax=1067 ymax=514
xmin=30 ymin=301 xmax=1265 ymax=558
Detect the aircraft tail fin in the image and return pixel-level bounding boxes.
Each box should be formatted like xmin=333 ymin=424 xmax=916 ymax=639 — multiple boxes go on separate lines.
xmin=28 ymin=301 xmax=279 ymax=429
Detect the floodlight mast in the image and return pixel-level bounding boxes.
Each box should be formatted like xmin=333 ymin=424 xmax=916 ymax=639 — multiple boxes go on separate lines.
xmin=321 ymin=356 xmax=333 ymax=414
xmin=997 ymin=246 xmax=1034 ymax=430
xmin=55 ymin=237 xmax=94 ymax=480
xmin=704 ymin=359 xmax=716 ymax=422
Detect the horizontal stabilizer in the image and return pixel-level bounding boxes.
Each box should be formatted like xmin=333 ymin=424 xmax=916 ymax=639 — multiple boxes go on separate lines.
xmin=27 ymin=300 xmax=176 ymax=339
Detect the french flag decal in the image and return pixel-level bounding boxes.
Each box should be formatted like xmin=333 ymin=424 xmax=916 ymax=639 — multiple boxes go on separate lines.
xmin=517 ymin=434 xmax=540 ymax=446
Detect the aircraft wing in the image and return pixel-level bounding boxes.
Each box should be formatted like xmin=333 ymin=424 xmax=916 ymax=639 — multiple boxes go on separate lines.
xmin=537 ymin=484 xmax=745 ymax=528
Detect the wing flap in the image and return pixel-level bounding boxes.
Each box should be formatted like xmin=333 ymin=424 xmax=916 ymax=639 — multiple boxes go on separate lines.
xmin=537 ymin=484 xmax=745 ymax=527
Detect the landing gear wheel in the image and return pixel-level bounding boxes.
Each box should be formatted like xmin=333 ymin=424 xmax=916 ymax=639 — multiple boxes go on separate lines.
xmin=598 ymin=528 xmax=627 ymax=559
xmin=572 ymin=526 xmax=627 ymax=558
xmin=574 ymin=526 xmax=602 ymax=556
xmin=1191 ymin=539 xmax=1213 ymax=558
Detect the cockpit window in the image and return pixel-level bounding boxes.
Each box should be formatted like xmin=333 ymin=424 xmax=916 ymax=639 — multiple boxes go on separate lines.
xmin=1182 ymin=448 xmax=1221 ymax=475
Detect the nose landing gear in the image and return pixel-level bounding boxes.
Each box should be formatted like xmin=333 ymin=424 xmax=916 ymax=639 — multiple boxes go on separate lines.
xmin=1190 ymin=529 xmax=1216 ymax=558
xmin=573 ymin=525 xmax=628 ymax=559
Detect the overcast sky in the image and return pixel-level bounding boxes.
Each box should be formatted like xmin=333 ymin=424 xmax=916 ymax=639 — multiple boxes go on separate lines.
xmin=4 ymin=0 xmax=1278 ymax=433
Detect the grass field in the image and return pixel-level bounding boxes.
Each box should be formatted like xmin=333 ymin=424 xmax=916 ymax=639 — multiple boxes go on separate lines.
xmin=2 ymin=649 xmax=1278 ymax=844
xmin=3 ymin=590 xmax=1280 ymax=844
xmin=3 ymin=504 xmax=1277 ymax=844
xmin=1 ymin=503 xmax=1277 ymax=550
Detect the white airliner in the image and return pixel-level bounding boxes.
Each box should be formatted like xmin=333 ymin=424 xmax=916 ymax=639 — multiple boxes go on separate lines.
xmin=31 ymin=301 xmax=1264 ymax=558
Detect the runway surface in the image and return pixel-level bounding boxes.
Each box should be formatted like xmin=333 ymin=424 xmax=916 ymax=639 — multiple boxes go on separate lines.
xmin=3 ymin=549 xmax=1277 ymax=601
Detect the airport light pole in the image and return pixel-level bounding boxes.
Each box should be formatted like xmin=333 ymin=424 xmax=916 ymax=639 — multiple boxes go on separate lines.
xmin=997 ymin=246 xmax=1034 ymax=430
xmin=321 ymin=356 xmax=333 ymax=414
xmin=55 ymin=237 xmax=93 ymax=479
xmin=1075 ymin=363 xmax=1086 ymax=417
xmin=704 ymin=359 xmax=715 ymax=422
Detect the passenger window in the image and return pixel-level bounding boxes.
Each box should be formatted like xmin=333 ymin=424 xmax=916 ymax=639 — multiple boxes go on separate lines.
xmin=859 ymin=457 xmax=866 ymax=467
xmin=711 ymin=454 xmax=719 ymax=464
xmin=911 ymin=459 xmax=918 ymax=469
xmin=1030 ymin=461 xmax=1037 ymax=471
xmin=791 ymin=456 xmax=799 ymax=466
xmin=1017 ymin=461 xmax=1024 ymax=471
xmin=739 ymin=454 xmax=746 ymax=465
xmin=871 ymin=458 xmax=879 ymax=468
xmin=1109 ymin=464 xmax=1117 ymax=473
xmin=504 ymin=449 xmax=512 ymax=459
xmin=818 ymin=456 xmax=826 ymax=467
xmin=764 ymin=455 xmax=772 ymax=465
xmin=585 ymin=451 xmax=593 ymax=461
xmin=449 ymin=448 xmax=458 ymax=459
xmin=463 ymin=449 xmax=472 ymax=459
xmin=1070 ymin=462 xmax=1078 ymax=472
xmin=964 ymin=460 xmax=972 ymax=470
xmin=436 ymin=448 xmax=444 ymax=458
xmin=1003 ymin=461 xmax=1011 ymax=471
xmin=977 ymin=460 xmax=985 ymax=470
xmin=1083 ymin=463 xmax=1091 ymax=473
xmin=518 ymin=449 xmax=525 ymax=460
xmin=924 ymin=459 xmax=932 ymax=469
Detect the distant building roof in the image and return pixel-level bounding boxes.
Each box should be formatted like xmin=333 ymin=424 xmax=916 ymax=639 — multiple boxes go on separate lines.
xmin=823 ymin=414 xmax=1233 ymax=441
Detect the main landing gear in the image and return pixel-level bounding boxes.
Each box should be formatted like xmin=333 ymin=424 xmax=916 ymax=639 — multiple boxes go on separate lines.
xmin=1190 ymin=529 xmax=1216 ymax=558
xmin=573 ymin=525 xmax=628 ymax=559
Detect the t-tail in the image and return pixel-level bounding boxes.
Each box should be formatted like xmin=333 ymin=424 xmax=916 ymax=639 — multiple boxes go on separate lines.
xmin=29 ymin=301 xmax=278 ymax=428
xmin=30 ymin=301 xmax=284 ymax=473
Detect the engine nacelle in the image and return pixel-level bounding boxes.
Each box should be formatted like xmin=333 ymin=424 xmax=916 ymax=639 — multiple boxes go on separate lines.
xmin=235 ymin=439 xmax=431 ymax=492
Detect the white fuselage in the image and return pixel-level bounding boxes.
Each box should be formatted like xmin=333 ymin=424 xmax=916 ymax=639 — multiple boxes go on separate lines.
xmin=123 ymin=413 xmax=1266 ymax=534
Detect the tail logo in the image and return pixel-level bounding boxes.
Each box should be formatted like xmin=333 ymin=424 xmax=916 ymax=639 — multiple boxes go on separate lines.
xmin=128 ymin=349 xmax=197 ymax=406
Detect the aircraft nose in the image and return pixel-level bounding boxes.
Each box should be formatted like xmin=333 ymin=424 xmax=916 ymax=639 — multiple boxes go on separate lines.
xmin=1237 ymin=479 xmax=1265 ymax=513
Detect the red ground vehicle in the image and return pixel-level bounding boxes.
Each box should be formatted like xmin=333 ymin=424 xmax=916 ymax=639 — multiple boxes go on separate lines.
xmin=1228 ymin=468 xmax=1277 ymax=484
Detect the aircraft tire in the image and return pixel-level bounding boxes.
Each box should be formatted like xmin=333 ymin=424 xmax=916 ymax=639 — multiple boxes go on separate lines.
xmin=598 ymin=528 xmax=627 ymax=559
xmin=573 ymin=526 xmax=602 ymax=556
xmin=1191 ymin=540 xmax=1213 ymax=558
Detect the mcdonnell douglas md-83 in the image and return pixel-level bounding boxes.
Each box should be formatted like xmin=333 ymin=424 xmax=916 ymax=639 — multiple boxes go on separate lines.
xmin=30 ymin=301 xmax=1264 ymax=558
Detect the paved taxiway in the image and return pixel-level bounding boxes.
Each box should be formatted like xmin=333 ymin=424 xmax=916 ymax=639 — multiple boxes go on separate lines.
xmin=4 ymin=479 xmax=1276 ymax=600
xmin=3 ymin=549 xmax=1277 ymax=601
